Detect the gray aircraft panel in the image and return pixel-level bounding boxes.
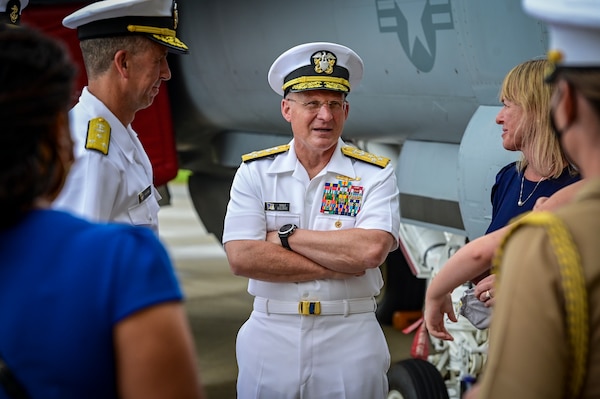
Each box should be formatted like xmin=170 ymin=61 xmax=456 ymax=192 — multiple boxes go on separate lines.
xmin=166 ymin=0 xmax=548 ymax=240
xmin=172 ymin=0 xmax=546 ymax=148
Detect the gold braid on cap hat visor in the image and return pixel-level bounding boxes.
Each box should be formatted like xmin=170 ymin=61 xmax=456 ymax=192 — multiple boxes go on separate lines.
xmin=127 ymin=25 xmax=189 ymax=51
xmin=128 ymin=24 xmax=175 ymax=37
xmin=282 ymin=76 xmax=350 ymax=93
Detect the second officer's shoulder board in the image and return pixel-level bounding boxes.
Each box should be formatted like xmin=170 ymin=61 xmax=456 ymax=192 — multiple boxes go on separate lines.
xmin=242 ymin=144 xmax=290 ymax=163
xmin=341 ymin=145 xmax=390 ymax=168
xmin=85 ymin=117 xmax=111 ymax=155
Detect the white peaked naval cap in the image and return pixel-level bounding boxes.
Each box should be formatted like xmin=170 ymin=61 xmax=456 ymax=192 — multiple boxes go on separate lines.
xmin=523 ymin=0 xmax=600 ymax=69
xmin=63 ymin=0 xmax=188 ymax=54
xmin=268 ymin=42 xmax=364 ymax=97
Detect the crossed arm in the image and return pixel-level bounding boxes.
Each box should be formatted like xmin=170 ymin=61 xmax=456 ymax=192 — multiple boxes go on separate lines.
xmin=225 ymin=228 xmax=395 ymax=282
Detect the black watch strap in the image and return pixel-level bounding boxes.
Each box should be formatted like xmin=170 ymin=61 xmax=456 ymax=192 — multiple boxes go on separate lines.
xmin=278 ymin=224 xmax=297 ymax=251
xmin=280 ymin=234 xmax=292 ymax=250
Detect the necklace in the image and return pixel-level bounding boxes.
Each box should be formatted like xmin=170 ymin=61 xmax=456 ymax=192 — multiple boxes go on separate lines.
xmin=517 ymin=174 xmax=546 ymax=206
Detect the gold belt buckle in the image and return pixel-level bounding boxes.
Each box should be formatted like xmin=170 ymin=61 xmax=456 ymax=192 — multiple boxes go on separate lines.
xmin=298 ymin=301 xmax=321 ymax=315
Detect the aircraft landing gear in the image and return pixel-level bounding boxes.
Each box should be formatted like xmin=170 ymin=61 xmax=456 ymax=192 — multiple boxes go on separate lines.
xmin=377 ymin=249 xmax=426 ymax=326
xmin=387 ymin=358 xmax=449 ymax=399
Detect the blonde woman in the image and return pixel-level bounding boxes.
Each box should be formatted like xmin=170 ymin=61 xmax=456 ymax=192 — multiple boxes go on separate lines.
xmin=425 ymin=59 xmax=580 ymax=340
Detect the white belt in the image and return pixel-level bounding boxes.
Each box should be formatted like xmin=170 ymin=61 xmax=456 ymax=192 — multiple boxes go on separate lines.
xmin=253 ymin=297 xmax=377 ymax=316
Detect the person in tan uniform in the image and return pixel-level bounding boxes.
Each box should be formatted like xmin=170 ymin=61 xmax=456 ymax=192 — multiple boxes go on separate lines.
xmin=464 ymin=0 xmax=600 ymax=397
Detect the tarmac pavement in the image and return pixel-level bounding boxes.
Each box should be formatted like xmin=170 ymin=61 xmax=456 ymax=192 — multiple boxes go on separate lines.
xmin=158 ymin=182 xmax=415 ymax=399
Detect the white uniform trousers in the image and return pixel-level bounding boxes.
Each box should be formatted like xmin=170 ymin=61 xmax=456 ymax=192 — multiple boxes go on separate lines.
xmin=236 ymin=310 xmax=390 ymax=399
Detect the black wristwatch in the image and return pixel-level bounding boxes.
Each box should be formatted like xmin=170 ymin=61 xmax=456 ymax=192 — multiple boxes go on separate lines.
xmin=278 ymin=224 xmax=297 ymax=250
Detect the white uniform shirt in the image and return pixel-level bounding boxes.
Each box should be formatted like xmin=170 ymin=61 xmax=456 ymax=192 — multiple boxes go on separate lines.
xmin=223 ymin=138 xmax=400 ymax=301
xmin=54 ymin=87 xmax=161 ymax=233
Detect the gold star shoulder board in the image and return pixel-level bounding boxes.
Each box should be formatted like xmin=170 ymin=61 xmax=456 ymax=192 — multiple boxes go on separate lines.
xmin=242 ymin=144 xmax=290 ymax=163
xmin=341 ymin=146 xmax=390 ymax=168
xmin=85 ymin=117 xmax=111 ymax=155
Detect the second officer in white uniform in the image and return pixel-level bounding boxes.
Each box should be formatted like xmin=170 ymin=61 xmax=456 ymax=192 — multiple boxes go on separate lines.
xmin=223 ymin=42 xmax=401 ymax=399
xmin=53 ymin=0 xmax=188 ymax=233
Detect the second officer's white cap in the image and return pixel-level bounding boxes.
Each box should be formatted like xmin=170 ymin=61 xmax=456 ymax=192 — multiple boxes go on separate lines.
xmin=63 ymin=0 xmax=188 ymax=54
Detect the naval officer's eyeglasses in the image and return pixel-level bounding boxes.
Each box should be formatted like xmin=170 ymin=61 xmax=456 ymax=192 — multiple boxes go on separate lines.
xmin=286 ymin=98 xmax=348 ymax=114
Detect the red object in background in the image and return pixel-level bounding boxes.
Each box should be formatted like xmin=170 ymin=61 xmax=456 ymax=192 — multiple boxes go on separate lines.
xmin=22 ymin=4 xmax=179 ymax=187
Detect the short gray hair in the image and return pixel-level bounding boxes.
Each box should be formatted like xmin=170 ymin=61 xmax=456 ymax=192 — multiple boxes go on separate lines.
xmin=80 ymin=35 xmax=154 ymax=78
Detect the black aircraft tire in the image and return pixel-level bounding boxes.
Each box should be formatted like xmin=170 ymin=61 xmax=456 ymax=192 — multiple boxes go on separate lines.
xmin=387 ymin=358 xmax=449 ymax=399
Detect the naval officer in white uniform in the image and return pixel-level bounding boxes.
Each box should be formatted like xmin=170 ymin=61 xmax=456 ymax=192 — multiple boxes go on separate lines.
xmin=53 ymin=0 xmax=188 ymax=233
xmin=223 ymin=42 xmax=401 ymax=399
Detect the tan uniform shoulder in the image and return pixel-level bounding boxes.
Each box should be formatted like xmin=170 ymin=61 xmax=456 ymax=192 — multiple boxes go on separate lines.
xmin=85 ymin=117 xmax=111 ymax=155
xmin=341 ymin=145 xmax=390 ymax=168
xmin=242 ymin=144 xmax=290 ymax=162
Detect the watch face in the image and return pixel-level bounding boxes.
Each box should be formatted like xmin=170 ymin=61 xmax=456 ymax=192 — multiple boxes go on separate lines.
xmin=279 ymin=224 xmax=295 ymax=234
